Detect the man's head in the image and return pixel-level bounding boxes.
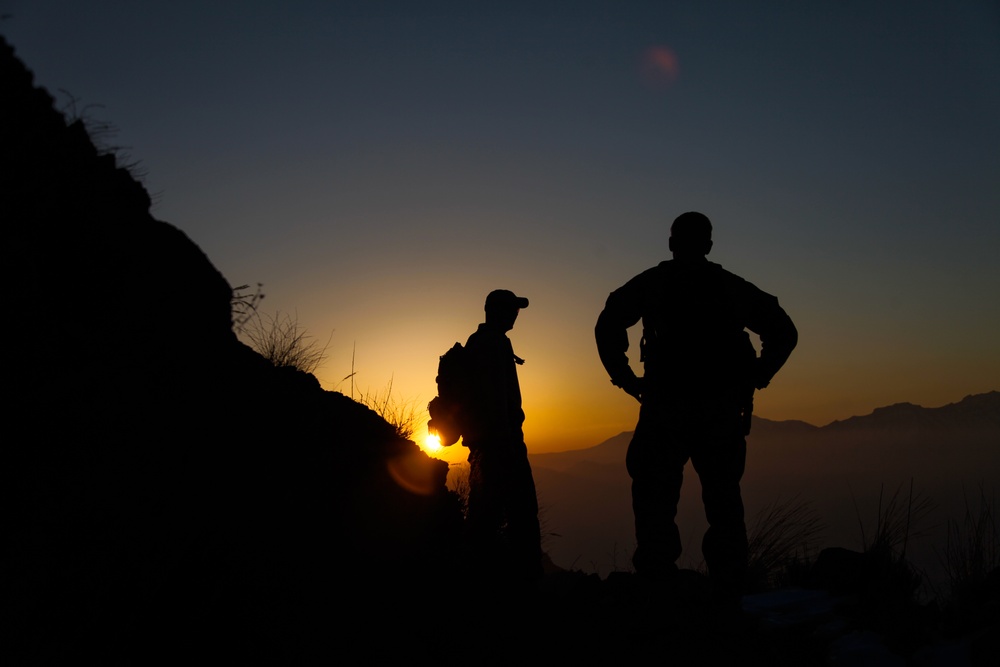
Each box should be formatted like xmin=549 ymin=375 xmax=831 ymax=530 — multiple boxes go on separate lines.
xmin=669 ymin=211 xmax=713 ymax=258
xmin=485 ymin=289 xmax=528 ymax=332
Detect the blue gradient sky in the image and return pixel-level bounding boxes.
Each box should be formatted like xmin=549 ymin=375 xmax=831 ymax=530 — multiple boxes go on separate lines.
xmin=4 ymin=1 xmax=998 ymax=456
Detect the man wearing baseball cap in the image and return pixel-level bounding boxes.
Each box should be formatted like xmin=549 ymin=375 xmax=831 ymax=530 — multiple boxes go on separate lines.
xmin=462 ymin=289 xmax=543 ymax=582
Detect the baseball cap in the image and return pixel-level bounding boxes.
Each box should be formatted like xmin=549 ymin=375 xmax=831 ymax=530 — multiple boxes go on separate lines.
xmin=485 ymin=289 xmax=529 ymax=311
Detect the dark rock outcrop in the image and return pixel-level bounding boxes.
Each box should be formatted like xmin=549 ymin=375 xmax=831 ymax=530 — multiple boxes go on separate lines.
xmin=2 ymin=36 xmax=462 ymax=662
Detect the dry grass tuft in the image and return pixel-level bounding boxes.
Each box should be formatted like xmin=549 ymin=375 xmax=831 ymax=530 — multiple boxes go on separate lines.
xmin=239 ymin=310 xmax=330 ymax=375
xmin=746 ymin=495 xmax=825 ymax=590
xmin=942 ymin=485 xmax=998 ymax=602
xmin=854 ymin=480 xmax=935 ymax=560
xmin=357 ymin=378 xmax=420 ymax=440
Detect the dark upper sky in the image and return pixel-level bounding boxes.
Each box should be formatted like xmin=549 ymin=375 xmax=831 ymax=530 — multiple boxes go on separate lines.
xmin=4 ymin=0 xmax=999 ymax=454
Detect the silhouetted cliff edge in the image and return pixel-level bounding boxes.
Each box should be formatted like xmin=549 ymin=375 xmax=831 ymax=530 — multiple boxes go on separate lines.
xmin=1 ymin=36 xmax=462 ymax=662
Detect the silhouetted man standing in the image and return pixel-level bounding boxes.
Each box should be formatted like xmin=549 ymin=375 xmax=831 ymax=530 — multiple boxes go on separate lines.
xmin=463 ymin=289 xmax=543 ymax=582
xmin=595 ymin=212 xmax=797 ymax=601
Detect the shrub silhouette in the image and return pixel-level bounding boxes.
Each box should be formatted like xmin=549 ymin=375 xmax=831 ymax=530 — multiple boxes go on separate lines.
xmin=745 ymin=495 xmax=825 ymax=591
xmin=943 ymin=485 xmax=998 ymax=593
xmin=239 ymin=309 xmax=330 ymax=374
xmin=447 ymin=461 xmax=471 ymax=519
xmin=357 ymin=378 xmax=420 ymax=440
xmin=847 ymin=482 xmax=934 ymax=604
xmin=856 ymin=481 xmax=935 ymax=560
xmin=231 ymin=282 xmax=264 ymax=333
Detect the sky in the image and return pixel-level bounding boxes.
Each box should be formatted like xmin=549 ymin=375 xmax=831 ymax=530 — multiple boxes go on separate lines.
xmin=4 ymin=1 xmax=998 ymax=460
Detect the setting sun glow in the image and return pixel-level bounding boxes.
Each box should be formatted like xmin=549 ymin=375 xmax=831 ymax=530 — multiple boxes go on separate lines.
xmin=424 ymin=433 xmax=442 ymax=453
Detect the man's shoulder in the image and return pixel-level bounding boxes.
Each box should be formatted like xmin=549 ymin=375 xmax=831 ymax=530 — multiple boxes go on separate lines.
xmin=465 ymin=324 xmax=507 ymax=351
xmin=615 ymin=262 xmax=667 ymax=290
xmin=464 ymin=327 xmax=484 ymax=349
xmin=701 ymin=260 xmax=761 ymax=288
xmin=651 ymin=260 xmax=772 ymax=301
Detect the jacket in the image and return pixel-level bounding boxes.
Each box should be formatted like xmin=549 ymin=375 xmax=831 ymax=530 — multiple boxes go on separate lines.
xmin=462 ymin=322 xmax=526 ymax=446
xmin=595 ymin=257 xmax=797 ymax=404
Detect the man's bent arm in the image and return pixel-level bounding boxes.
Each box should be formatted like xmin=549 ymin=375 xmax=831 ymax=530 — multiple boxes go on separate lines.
xmin=595 ymin=288 xmax=643 ymax=399
xmin=749 ymin=294 xmax=798 ymax=389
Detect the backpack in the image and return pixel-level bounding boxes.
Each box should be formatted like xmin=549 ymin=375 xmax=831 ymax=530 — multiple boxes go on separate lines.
xmin=427 ymin=342 xmax=470 ymax=446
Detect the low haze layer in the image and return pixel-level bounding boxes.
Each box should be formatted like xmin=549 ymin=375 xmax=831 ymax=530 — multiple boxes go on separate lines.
xmin=529 ymin=392 xmax=1000 ymax=581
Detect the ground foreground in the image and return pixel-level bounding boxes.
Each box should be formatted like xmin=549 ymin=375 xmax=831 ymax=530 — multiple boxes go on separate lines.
xmin=272 ymin=564 xmax=995 ymax=666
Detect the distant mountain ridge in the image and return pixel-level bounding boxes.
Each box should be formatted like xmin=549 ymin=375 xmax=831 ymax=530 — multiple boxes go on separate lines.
xmin=535 ymin=390 xmax=999 ymax=463
xmin=821 ymin=391 xmax=1000 ymax=431
xmin=574 ymin=391 xmax=1000 ymax=455
xmin=529 ymin=391 xmax=1000 ymax=577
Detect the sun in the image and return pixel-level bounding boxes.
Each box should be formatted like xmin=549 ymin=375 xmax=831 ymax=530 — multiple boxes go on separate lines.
xmin=423 ymin=433 xmax=443 ymax=453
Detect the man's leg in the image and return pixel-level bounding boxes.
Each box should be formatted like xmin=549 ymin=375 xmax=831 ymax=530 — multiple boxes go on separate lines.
xmin=501 ymin=444 xmax=544 ymax=579
xmin=468 ymin=444 xmax=542 ymax=580
xmin=691 ymin=420 xmax=748 ymax=599
xmin=626 ymin=405 xmax=688 ymax=580
xmin=466 ymin=445 xmax=506 ymax=563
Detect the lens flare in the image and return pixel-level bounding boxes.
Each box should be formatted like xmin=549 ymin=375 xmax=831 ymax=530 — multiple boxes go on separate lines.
xmin=641 ymin=45 xmax=679 ymax=88
xmin=386 ymin=452 xmax=438 ymax=496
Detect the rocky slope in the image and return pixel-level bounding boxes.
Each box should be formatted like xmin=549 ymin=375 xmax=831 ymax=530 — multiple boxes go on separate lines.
xmin=2 ymin=35 xmax=463 ymax=662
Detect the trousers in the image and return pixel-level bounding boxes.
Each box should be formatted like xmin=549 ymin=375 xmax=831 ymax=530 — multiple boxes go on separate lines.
xmin=465 ymin=439 xmax=543 ymax=580
xmin=625 ymin=396 xmax=749 ymax=592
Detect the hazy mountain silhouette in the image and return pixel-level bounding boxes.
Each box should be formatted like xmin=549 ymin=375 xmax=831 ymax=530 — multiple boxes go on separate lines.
xmin=531 ymin=392 xmax=1000 ymax=580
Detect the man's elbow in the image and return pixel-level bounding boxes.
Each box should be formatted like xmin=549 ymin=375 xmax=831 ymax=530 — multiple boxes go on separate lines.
xmin=595 ymin=310 xmax=614 ymax=343
xmin=787 ymin=321 xmax=799 ymax=351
